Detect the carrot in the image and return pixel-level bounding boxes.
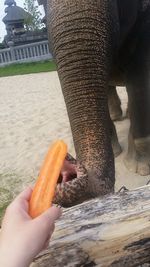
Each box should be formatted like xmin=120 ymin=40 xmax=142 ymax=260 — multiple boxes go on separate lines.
xmin=29 ymin=140 xmax=67 ymax=218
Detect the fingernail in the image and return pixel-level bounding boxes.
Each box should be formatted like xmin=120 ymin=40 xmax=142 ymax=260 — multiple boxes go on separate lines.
xmin=57 ymin=204 xmax=62 ymax=209
xmin=53 ymin=203 xmax=62 ymax=208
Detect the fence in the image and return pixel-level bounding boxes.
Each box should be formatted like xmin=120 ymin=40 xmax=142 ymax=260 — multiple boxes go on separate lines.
xmin=0 ymin=40 xmax=52 ymax=66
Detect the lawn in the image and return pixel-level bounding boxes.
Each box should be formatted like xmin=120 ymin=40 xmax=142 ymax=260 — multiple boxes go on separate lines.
xmin=0 ymin=60 xmax=57 ymax=77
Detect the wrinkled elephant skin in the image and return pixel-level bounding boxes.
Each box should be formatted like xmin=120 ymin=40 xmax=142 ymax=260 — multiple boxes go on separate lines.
xmin=46 ymin=0 xmax=150 ymax=206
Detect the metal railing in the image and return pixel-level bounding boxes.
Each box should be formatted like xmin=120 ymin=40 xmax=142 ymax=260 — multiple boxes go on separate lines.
xmin=0 ymin=40 xmax=52 ymax=66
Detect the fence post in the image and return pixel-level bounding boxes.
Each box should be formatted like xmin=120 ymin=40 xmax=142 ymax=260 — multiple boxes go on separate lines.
xmin=8 ymin=41 xmax=15 ymax=61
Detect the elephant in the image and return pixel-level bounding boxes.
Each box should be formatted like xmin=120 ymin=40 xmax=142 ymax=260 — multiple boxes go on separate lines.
xmin=46 ymin=0 xmax=150 ymax=207
xmin=108 ymin=86 xmax=123 ymax=121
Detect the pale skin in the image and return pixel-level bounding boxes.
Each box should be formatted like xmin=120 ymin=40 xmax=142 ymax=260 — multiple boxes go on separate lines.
xmin=0 ymin=187 xmax=61 ymax=267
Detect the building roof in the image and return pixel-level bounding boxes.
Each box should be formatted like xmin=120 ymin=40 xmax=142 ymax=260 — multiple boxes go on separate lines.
xmin=3 ymin=6 xmax=31 ymax=23
xmin=4 ymin=0 xmax=16 ymax=6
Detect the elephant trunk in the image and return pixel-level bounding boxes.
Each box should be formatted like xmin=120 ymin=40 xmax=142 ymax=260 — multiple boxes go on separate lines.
xmin=47 ymin=0 xmax=115 ymax=196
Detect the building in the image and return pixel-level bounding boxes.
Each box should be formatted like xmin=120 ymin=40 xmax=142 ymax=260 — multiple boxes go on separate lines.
xmin=3 ymin=0 xmax=31 ymax=37
xmin=2 ymin=0 xmax=48 ymax=47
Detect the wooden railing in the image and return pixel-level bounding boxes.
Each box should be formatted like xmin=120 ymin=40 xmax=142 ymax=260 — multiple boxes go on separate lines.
xmin=0 ymin=40 xmax=52 ymax=66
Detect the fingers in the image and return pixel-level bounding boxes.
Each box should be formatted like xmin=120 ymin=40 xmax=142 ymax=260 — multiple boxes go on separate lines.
xmin=32 ymin=206 xmax=61 ymax=245
xmin=37 ymin=206 xmax=62 ymax=223
xmin=34 ymin=206 xmax=62 ymax=233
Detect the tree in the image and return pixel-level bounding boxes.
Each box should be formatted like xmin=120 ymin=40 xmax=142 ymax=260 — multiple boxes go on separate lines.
xmin=24 ymin=0 xmax=44 ymax=31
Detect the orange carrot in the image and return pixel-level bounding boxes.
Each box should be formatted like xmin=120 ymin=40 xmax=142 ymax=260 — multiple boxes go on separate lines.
xmin=29 ymin=140 xmax=67 ymax=218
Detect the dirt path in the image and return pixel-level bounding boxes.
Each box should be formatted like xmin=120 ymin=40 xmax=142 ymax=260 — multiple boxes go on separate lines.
xmin=0 ymin=72 xmax=149 ymax=219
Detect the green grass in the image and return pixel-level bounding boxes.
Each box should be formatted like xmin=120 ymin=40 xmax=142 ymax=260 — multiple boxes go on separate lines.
xmin=0 ymin=60 xmax=57 ymax=77
xmin=0 ymin=172 xmax=34 ymax=224
xmin=0 ymin=188 xmax=12 ymax=222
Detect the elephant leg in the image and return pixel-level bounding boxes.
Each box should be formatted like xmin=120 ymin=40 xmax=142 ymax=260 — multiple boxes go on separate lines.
xmin=108 ymin=86 xmax=123 ymax=157
xmin=125 ymin=103 xmax=129 ymax=119
xmin=47 ymin=0 xmax=118 ymax=206
xmin=125 ymin=128 xmax=150 ymax=176
xmin=108 ymin=86 xmax=123 ymax=121
xmin=125 ymin=19 xmax=150 ymax=176
xmin=110 ymin=118 xmax=122 ymax=157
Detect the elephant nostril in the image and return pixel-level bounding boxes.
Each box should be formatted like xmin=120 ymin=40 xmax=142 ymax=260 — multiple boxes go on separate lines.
xmin=57 ymin=172 xmax=77 ymax=184
xmin=66 ymin=173 xmax=77 ymax=182
xmin=57 ymin=157 xmax=77 ymax=184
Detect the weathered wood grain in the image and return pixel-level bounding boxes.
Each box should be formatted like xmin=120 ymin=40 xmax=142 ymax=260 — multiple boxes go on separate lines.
xmin=31 ymin=185 xmax=150 ymax=267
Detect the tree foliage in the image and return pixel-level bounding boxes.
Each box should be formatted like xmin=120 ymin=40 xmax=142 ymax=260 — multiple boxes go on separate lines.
xmin=24 ymin=0 xmax=44 ymax=31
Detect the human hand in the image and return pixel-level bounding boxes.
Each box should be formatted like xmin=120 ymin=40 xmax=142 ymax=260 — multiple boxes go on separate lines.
xmin=0 ymin=187 xmax=61 ymax=267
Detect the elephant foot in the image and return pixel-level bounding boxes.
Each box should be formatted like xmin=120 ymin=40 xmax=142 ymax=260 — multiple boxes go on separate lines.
xmin=53 ymin=153 xmax=114 ymax=207
xmin=125 ymin=135 xmax=150 ymax=176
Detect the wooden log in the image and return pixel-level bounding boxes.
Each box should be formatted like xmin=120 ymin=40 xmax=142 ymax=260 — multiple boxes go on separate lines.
xmin=31 ymin=185 xmax=150 ymax=267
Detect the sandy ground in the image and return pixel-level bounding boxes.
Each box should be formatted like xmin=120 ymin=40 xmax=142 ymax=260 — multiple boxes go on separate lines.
xmin=0 ymin=72 xmax=149 ymax=215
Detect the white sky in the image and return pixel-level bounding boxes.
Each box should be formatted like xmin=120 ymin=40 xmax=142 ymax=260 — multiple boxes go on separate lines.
xmin=0 ymin=0 xmax=44 ymax=41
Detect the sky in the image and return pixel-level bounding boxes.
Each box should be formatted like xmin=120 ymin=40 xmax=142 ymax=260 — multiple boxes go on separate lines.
xmin=0 ymin=0 xmax=44 ymax=41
